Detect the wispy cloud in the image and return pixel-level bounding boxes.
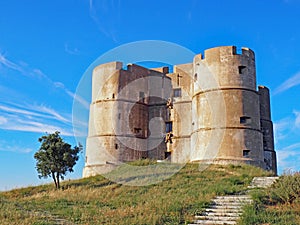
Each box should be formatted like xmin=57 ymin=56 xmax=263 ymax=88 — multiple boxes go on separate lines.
xmin=0 ymin=102 xmax=73 ymax=136
xmin=89 ymin=0 xmax=120 ymax=43
xmin=65 ymin=90 xmax=90 ymax=110
xmin=0 ymin=145 xmax=32 ymax=154
xmin=0 ymin=140 xmax=33 ymax=153
xmin=0 ymin=53 xmax=91 ymax=138
xmin=0 ymin=103 xmax=71 ymax=124
xmin=273 ymin=117 xmax=292 ymax=144
xmin=277 ymin=142 xmax=300 ymax=172
xmin=0 ymin=116 xmax=7 ymax=124
xmin=0 ymin=54 xmax=89 ymax=110
xmin=64 ymin=43 xmax=80 ymax=55
xmin=293 ymin=110 xmax=300 ymax=128
xmin=273 ymin=71 xmax=300 ymax=95
xmin=0 ymin=53 xmax=23 ymax=72
xmin=274 ymin=111 xmax=300 ymax=172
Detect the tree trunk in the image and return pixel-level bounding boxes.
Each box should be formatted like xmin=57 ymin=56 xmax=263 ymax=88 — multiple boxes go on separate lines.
xmin=56 ymin=172 xmax=60 ymax=189
xmin=52 ymin=172 xmax=58 ymax=189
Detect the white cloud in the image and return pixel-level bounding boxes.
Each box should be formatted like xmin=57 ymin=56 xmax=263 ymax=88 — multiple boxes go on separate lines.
xmin=0 ymin=140 xmax=33 ymax=153
xmin=0 ymin=103 xmax=70 ymax=124
xmin=0 ymin=102 xmax=73 ymax=136
xmin=274 ymin=71 xmax=300 ymax=95
xmin=0 ymin=53 xmax=23 ymax=72
xmin=274 ymin=111 xmax=300 ymax=173
xmin=88 ymin=0 xmax=120 ymax=43
xmin=31 ymin=104 xmax=71 ymax=124
xmin=273 ymin=117 xmax=292 ymax=144
xmin=5 ymin=120 xmax=73 ymax=136
xmin=293 ymin=110 xmax=300 ymax=128
xmin=277 ymin=143 xmax=300 ymax=172
xmin=0 ymin=52 xmax=91 ymax=137
xmin=273 ymin=110 xmax=300 ymax=144
xmin=65 ymin=90 xmax=90 ymax=110
xmin=0 ymin=116 xmax=7 ymax=124
xmin=0 ymin=53 xmax=89 ymax=110
xmin=64 ymin=43 xmax=80 ymax=55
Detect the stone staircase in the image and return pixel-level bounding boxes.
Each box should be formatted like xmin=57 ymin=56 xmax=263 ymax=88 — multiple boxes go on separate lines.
xmin=188 ymin=176 xmax=279 ymax=225
xmin=188 ymin=195 xmax=252 ymax=225
xmin=247 ymin=176 xmax=279 ymax=189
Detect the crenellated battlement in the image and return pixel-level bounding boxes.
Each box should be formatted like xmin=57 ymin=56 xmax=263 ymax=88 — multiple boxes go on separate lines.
xmin=193 ymin=46 xmax=255 ymax=62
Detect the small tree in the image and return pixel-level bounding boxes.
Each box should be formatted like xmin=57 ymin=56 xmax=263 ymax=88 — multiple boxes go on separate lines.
xmin=34 ymin=131 xmax=82 ymax=189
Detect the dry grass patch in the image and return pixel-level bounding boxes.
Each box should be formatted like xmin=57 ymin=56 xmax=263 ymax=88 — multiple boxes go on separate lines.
xmin=1 ymin=162 xmax=269 ymax=225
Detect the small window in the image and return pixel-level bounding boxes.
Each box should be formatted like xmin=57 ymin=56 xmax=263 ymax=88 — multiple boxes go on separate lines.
xmin=173 ymin=88 xmax=182 ymax=98
xmin=134 ymin=127 xmax=142 ymax=134
xmin=112 ymin=93 xmax=115 ymax=99
xmin=194 ymin=73 xmax=198 ymax=81
xmin=166 ymin=122 xmax=173 ymax=133
xmin=243 ymin=150 xmax=250 ymax=157
xmin=139 ymin=91 xmax=145 ymax=103
xmin=238 ymin=66 xmax=247 ymax=74
xmin=115 ymin=144 xmax=118 ymax=149
xmin=240 ymin=116 xmax=251 ymax=124
xmin=165 ymin=152 xmax=171 ymax=160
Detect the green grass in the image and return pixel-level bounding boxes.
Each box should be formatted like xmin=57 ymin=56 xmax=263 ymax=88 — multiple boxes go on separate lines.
xmin=0 ymin=162 xmax=270 ymax=225
xmin=239 ymin=172 xmax=300 ymax=225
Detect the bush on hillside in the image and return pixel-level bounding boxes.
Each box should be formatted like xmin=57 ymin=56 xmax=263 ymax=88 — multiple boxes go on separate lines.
xmin=269 ymin=171 xmax=300 ymax=204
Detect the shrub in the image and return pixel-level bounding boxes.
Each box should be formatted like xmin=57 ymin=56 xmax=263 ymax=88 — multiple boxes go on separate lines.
xmin=269 ymin=172 xmax=300 ymax=204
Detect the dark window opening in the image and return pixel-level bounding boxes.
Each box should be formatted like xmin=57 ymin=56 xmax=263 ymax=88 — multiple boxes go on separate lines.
xmin=112 ymin=93 xmax=115 ymax=99
xmin=139 ymin=92 xmax=145 ymax=103
xmin=115 ymin=144 xmax=118 ymax=149
xmin=194 ymin=73 xmax=198 ymax=81
xmin=238 ymin=66 xmax=247 ymax=74
xmin=166 ymin=122 xmax=173 ymax=133
xmin=165 ymin=152 xmax=171 ymax=160
xmin=177 ymin=74 xmax=183 ymax=85
xmin=240 ymin=116 xmax=251 ymax=124
xmin=134 ymin=127 xmax=142 ymax=134
xmin=243 ymin=150 xmax=250 ymax=157
xmin=173 ymin=88 xmax=182 ymax=98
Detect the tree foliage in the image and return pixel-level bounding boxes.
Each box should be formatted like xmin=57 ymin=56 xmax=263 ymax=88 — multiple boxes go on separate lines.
xmin=34 ymin=131 xmax=82 ymax=189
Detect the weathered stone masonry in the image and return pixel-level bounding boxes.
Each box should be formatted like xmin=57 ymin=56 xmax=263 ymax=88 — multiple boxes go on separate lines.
xmin=83 ymin=46 xmax=277 ymax=177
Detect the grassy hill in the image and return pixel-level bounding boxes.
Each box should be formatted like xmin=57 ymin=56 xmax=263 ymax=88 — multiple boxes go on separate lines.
xmin=0 ymin=161 xmax=271 ymax=225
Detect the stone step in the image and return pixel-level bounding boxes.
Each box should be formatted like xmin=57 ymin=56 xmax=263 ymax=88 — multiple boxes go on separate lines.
xmin=190 ymin=219 xmax=237 ymax=224
xmin=198 ymin=212 xmax=241 ymax=217
xmin=213 ymin=198 xmax=251 ymax=203
xmin=204 ymin=208 xmax=242 ymax=213
xmin=196 ymin=215 xmax=239 ymax=221
xmin=214 ymin=195 xmax=251 ymax=200
xmin=212 ymin=200 xmax=252 ymax=205
xmin=210 ymin=204 xmax=244 ymax=209
xmin=248 ymin=177 xmax=279 ymax=188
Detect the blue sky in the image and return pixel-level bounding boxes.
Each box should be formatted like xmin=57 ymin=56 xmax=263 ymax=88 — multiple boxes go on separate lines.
xmin=1 ymin=0 xmax=300 ymax=190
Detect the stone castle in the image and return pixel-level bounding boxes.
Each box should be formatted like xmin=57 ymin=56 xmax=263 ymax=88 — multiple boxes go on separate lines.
xmin=83 ymin=46 xmax=277 ymax=176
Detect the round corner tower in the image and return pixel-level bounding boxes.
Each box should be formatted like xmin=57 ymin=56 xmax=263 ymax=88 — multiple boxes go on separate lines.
xmin=191 ymin=46 xmax=265 ymax=168
xmin=258 ymin=85 xmax=277 ymax=174
xmin=83 ymin=61 xmax=124 ymax=177
xmin=83 ymin=62 xmax=171 ymax=177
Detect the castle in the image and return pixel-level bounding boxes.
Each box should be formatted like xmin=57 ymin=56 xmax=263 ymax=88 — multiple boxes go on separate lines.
xmin=83 ymin=46 xmax=277 ymax=176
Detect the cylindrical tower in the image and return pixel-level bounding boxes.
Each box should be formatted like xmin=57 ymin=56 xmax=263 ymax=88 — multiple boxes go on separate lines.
xmin=191 ymin=46 xmax=264 ymax=167
xmin=83 ymin=62 xmax=170 ymax=177
xmin=259 ymin=86 xmax=277 ymax=174
xmin=83 ymin=62 xmax=123 ymax=177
